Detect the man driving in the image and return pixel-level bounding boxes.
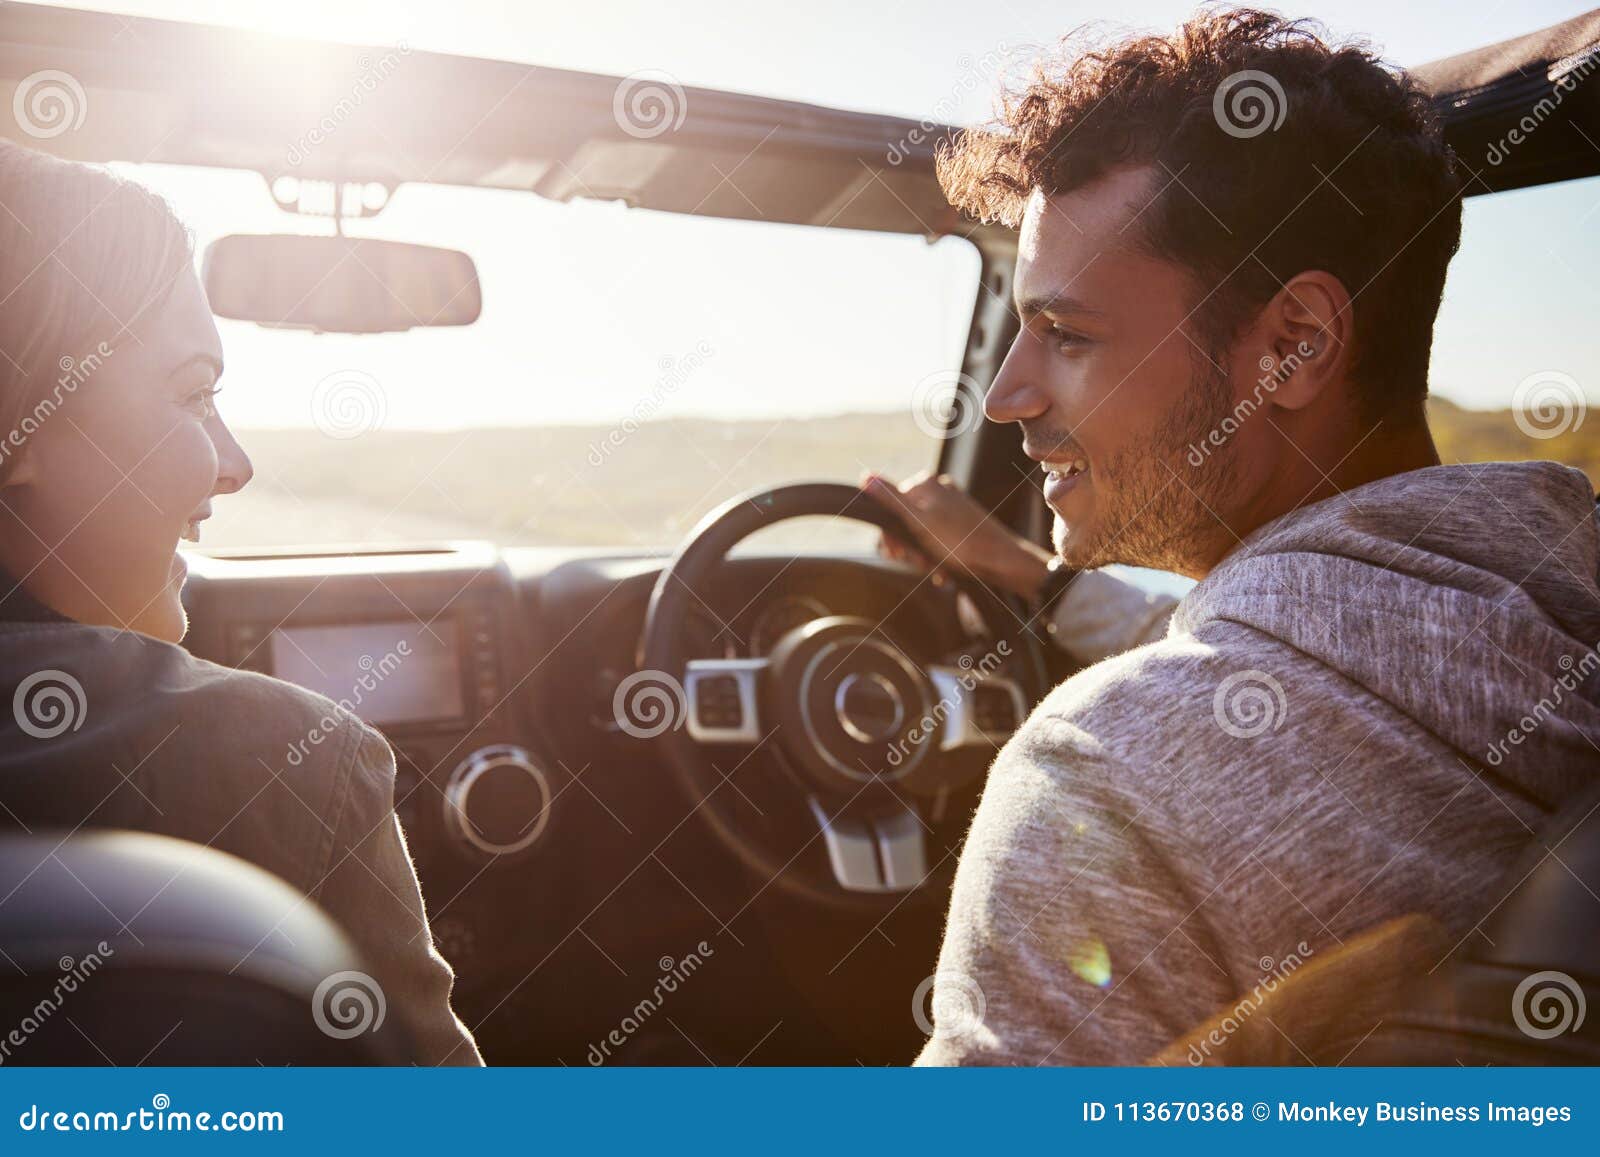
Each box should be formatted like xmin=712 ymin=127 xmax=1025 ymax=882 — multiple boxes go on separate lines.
xmin=869 ymin=10 xmax=1600 ymax=1065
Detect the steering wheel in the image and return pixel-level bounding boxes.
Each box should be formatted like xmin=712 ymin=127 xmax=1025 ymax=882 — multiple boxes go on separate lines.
xmin=637 ymin=482 xmax=1051 ymax=908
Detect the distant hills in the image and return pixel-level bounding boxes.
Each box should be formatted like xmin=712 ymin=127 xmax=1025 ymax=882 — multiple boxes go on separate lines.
xmin=204 ymin=410 xmax=938 ymax=549
xmin=1427 ymin=396 xmax=1597 ymax=485
xmin=200 ymin=399 xmax=1597 ymax=550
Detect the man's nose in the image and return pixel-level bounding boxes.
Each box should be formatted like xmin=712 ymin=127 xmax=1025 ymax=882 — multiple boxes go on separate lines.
xmin=983 ymin=334 xmax=1049 ymax=425
xmin=208 ymin=416 xmax=254 ymax=496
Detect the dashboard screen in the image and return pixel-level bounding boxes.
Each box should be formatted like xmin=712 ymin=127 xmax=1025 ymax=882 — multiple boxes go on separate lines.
xmin=270 ymin=620 xmax=465 ymax=725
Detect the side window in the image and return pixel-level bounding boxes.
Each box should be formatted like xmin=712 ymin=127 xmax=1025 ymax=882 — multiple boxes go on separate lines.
xmin=1428 ymin=176 xmax=1599 ymax=489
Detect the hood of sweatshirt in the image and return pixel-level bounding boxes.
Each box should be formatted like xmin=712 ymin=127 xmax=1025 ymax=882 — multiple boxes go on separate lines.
xmin=1174 ymin=460 xmax=1600 ymax=807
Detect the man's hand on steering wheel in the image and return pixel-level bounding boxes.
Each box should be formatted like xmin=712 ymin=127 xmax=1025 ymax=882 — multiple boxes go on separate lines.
xmin=862 ymin=471 xmax=1053 ymax=600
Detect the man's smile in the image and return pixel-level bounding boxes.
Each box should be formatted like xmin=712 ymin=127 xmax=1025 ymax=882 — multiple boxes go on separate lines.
xmin=1024 ymin=437 xmax=1091 ymax=508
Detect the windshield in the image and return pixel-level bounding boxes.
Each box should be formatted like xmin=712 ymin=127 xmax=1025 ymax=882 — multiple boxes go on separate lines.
xmin=126 ymin=158 xmax=1600 ymax=560
xmin=126 ymin=163 xmax=981 ymax=552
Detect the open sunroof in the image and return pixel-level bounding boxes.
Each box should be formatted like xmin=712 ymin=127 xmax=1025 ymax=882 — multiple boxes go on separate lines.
xmin=4 ymin=3 xmax=1597 ymax=241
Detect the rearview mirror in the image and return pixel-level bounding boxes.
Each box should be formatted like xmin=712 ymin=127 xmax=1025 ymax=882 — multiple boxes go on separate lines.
xmin=202 ymin=234 xmax=481 ymax=334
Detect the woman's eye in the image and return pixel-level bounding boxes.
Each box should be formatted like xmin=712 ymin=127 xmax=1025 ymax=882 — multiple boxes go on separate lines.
xmin=183 ymin=387 xmax=220 ymax=419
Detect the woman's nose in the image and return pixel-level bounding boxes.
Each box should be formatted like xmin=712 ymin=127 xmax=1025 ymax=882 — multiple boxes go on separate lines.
xmin=209 ymin=416 xmax=253 ymax=496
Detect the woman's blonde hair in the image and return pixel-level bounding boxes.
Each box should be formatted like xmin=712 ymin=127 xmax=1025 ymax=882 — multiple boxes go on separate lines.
xmin=0 ymin=140 xmax=193 ymax=481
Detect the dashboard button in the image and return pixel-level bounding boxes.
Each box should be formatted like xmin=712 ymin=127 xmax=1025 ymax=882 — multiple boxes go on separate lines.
xmin=694 ymin=674 xmax=744 ymax=729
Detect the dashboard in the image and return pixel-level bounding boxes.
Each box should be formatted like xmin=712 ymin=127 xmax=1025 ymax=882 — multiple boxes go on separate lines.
xmin=181 ymin=543 xmax=539 ymax=873
xmin=178 ymin=541 xmax=974 ymax=1063
xmin=681 ymin=594 xmax=835 ymax=659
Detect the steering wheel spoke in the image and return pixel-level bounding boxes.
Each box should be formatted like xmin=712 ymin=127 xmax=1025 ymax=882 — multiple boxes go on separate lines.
xmin=683 ymin=658 xmax=768 ymax=744
xmin=927 ymin=665 xmax=1029 ymax=751
xmin=807 ymin=798 xmax=930 ymax=893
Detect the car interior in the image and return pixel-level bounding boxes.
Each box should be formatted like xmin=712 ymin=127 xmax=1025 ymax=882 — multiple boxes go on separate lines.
xmin=0 ymin=3 xmax=1597 ymax=1065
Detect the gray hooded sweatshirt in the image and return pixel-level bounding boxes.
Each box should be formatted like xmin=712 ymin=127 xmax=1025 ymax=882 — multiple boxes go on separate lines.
xmin=916 ymin=460 xmax=1600 ymax=1065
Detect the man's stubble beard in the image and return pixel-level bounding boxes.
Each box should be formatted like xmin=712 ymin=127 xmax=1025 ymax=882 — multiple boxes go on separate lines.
xmin=1052 ymin=350 xmax=1241 ymax=576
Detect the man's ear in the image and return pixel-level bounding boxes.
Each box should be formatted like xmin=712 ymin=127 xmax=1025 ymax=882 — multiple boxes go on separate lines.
xmin=1252 ymin=270 xmax=1353 ymax=412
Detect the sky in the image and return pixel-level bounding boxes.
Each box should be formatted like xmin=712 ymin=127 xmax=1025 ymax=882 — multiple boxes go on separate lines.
xmin=21 ymin=0 xmax=1600 ymax=429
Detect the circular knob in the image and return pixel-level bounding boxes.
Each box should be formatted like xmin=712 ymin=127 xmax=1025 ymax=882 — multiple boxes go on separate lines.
xmin=443 ymin=744 xmax=551 ymax=857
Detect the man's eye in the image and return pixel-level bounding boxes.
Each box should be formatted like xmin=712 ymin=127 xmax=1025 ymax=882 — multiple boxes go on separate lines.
xmin=1045 ymin=324 xmax=1091 ymax=353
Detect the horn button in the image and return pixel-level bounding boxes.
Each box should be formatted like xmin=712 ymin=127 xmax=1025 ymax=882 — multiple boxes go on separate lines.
xmin=835 ymin=672 xmax=904 ymax=744
xmin=764 ymin=615 xmax=937 ymax=794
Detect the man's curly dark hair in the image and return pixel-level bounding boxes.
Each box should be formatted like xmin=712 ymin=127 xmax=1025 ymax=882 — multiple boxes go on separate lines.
xmin=938 ymin=8 xmax=1463 ymax=417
